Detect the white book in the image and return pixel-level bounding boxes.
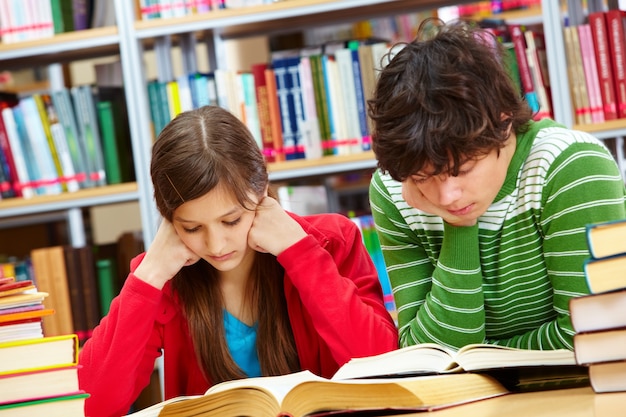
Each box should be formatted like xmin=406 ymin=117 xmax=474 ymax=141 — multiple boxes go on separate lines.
xmin=18 ymin=96 xmax=63 ymax=195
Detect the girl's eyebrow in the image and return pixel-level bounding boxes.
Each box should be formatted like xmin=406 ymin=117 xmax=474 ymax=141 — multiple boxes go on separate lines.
xmin=174 ymin=206 xmax=241 ymax=223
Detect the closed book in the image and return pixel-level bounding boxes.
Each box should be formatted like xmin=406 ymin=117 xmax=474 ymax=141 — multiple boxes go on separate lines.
xmin=0 ymin=308 xmax=54 ymax=325
xmin=524 ymin=28 xmax=552 ymax=120
xmin=508 ymin=24 xmax=540 ymax=115
xmin=18 ymin=96 xmax=63 ymax=195
xmin=0 ymin=392 xmax=88 ymax=417
xmin=606 ymin=9 xmax=626 ymax=118
xmin=264 ymin=67 xmax=285 ymax=162
xmin=588 ymin=360 xmax=626 ymax=393
xmin=577 ymin=24 xmax=604 ymax=123
xmin=583 ymin=254 xmax=626 ymax=294
xmin=272 ymin=55 xmax=306 ymax=160
xmin=297 ymin=55 xmax=323 ymax=160
xmin=588 ymin=11 xmax=618 ymax=120
xmin=308 ymin=53 xmax=332 ymax=156
xmin=37 ymin=93 xmax=80 ymax=192
xmin=77 ymin=246 xmax=101 ymax=340
xmin=30 ymin=246 xmax=74 ymax=338
xmin=0 ymin=334 xmax=78 ymax=376
xmin=62 ymin=246 xmax=89 ymax=345
xmin=252 ymin=63 xmax=278 ymax=162
xmin=574 ymin=328 xmax=626 ymax=365
xmin=95 ymin=258 xmax=116 ymax=317
xmin=71 ymin=85 xmax=106 ymax=186
xmin=585 ymin=218 xmax=626 ymax=259
xmin=563 ymin=25 xmax=591 ymax=124
xmin=96 ymin=100 xmax=122 ymax=184
xmin=569 ymin=289 xmax=626 ymax=334
xmin=335 ymin=47 xmax=363 ymax=154
xmin=0 ymin=365 xmax=80 ymax=405
xmin=51 ymin=88 xmax=90 ymax=188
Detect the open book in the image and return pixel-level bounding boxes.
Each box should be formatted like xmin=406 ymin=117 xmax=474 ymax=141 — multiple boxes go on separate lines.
xmin=128 ymin=370 xmax=508 ymax=417
xmin=332 ymin=343 xmax=578 ymax=380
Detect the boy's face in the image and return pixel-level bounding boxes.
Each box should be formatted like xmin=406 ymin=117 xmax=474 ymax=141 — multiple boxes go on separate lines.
xmin=401 ymin=137 xmax=516 ymax=227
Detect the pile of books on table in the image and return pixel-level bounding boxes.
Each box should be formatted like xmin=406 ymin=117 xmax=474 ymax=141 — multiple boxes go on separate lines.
xmin=0 ymin=275 xmax=87 ymax=416
xmin=569 ymin=218 xmax=626 ymax=393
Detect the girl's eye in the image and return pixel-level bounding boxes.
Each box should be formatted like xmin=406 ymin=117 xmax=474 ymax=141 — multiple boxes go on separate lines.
xmin=224 ymin=218 xmax=241 ymax=226
xmin=183 ymin=226 xmax=201 ymax=233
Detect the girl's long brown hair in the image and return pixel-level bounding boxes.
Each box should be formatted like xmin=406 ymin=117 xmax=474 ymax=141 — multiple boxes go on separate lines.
xmin=150 ymin=106 xmax=299 ymax=383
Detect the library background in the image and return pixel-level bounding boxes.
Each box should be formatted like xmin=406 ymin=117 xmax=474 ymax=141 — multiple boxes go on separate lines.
xmin=1 ymin=0 xmax=626 ymax=415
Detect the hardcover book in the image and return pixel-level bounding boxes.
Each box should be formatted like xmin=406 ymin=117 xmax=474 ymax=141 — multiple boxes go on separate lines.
xmin=127 ymin=370 xmax=509 ymax=417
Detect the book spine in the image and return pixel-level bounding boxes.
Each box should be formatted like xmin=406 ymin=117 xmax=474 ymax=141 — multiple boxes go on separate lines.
xmin=0 ymin=107 xmax=34 ymax=198
xmin=577 ymin=24 xmax=605 ymax=123
xmin=51 ymin=89 xmax=90 ymax=188
xmin=264 ymin=67 xmax=285 ymax=162
xmin=508 ymin=24 xmax=540 ymax=114
xmin=298 ymin=56 xmax=323 ymax=160
xmin=606 ymin=9 xmax=626 ymax=118
xmin=0 ymin=111 xmax=16 ymax=198
xmin=252 ymin=63 xmax=277 ymax=162
xmin=96 ymin=101 xmax=122 ymax=184
xmin=589 ymin=11 xmax=618 ymax=120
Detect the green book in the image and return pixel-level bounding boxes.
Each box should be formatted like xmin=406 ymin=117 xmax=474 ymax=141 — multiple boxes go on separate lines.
xmin=96 ymin=100 xmax=122 ymax=184
xmin=96 ymin=258 xmax=117 ymax=317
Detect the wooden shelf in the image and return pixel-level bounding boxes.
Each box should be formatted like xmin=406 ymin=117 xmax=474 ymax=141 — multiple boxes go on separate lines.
xmin=268 ymin=151 xmax=377 ymax=181
xmin=574 ymin=119 xmax=626 ymax=140
xmin=0 ymin=27 xmax=120 ymax=69
xmin=0 ymin=182 xmax=139 ymax=219
xmin=133 ymin=0 xmax=463 ymax=39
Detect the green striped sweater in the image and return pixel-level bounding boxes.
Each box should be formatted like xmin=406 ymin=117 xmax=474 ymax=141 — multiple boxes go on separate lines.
xmin=369 ymin=119 xmax=626 ymax=351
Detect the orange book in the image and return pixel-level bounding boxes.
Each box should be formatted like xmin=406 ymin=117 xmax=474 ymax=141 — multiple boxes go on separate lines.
xmin=0 ymin=308 xmax=55 ymax=324
xmin=264 ymin=67 xmax=285 ymax=163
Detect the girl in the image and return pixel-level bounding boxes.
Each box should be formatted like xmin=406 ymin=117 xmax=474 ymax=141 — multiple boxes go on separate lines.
xmin=78 ymin=105 xmax=398 ymax=417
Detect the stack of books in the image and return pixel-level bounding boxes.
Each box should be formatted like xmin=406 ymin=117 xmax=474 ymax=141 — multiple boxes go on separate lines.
xmin=569 ymin=218 xmax=626 ymax=393
xmin=0 ymin=275 xmax=87 ymax=416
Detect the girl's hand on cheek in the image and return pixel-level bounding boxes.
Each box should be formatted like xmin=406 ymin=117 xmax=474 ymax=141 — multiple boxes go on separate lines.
xmin=247 ymin=197 xmax=307 ymax=256
xmin=134 ymin=219 xmax=199 ymax=289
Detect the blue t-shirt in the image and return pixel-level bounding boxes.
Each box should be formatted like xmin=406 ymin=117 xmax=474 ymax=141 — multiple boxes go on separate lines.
xmin=224 ymin=309 xmax=261 ymax=377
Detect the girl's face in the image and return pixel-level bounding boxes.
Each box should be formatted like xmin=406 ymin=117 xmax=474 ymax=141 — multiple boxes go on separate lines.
xmin=171 ymin=185 xmax=257 ymax=274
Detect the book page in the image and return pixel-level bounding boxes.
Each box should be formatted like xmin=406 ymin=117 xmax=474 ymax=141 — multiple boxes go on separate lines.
xmin=454 ymin=344 xmax=577 ymax=371
xmin=332 ymin=343 xmax=460 ymax=380
xmin=206 ymin=370 xmax=327 ymax=404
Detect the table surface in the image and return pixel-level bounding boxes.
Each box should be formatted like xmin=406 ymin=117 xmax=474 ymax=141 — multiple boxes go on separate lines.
xmin=400 ymin=386 xmax=626 ymax=417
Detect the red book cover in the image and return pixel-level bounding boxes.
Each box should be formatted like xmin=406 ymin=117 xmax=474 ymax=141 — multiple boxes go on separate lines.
xmin=251 ymin=63 xmax=277 ymax=163
xmin=605 ymin=9 xmax=626 ymax=118
xmin=507 ymin=24 xmax=541 ymax=115
xmin=589 ymin=11 xmax=618 ymax=120
xmin=264 ymin=67 xmax=285 ymax=163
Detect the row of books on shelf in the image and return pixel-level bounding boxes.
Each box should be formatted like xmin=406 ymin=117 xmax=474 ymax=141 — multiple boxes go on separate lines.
xmin=482 ymin=5 xmax=626 ymax=126
xmin=137 ymin=0 xmax=277 ymax=21
xmin=0 ymin=275 xmax=87 ymax=416
xmin=569 ymin=218 xmax=626 ymax=394
xmin=563 ymin=8 xmax=626 ymax=125
xmin=0 ymin=0 xmax=111 ymax=45
xmin=150 ymin=38 xmax=391 ymax=163
xmin=0 ymin=84 xmax=134 ymax=200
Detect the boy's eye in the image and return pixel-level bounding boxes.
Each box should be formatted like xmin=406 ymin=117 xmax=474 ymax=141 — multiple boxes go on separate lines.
xmin=411 ymin=175 xmax=430 ymax=185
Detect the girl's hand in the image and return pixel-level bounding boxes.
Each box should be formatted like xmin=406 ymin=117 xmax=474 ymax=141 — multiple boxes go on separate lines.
xmin=134 ymin=219 xmax=200 ymax=289
xmin=247 ymin=196 xmax=307 ymax=256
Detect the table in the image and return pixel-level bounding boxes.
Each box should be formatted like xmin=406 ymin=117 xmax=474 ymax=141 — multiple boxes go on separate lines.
xmin=403 ymin=386 xmax=626 ymax=417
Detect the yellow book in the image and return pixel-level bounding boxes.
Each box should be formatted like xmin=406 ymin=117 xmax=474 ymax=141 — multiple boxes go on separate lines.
xmin=0 ymin=334 xmax=78 ymax=376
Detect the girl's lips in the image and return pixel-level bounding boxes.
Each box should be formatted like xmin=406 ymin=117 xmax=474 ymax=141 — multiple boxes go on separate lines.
xmin=210 ymin=252 xmax=234 ymax=262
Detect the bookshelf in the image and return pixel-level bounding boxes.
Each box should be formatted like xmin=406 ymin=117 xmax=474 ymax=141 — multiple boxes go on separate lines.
xmin=1 ymin=0 xmax=626 ymax=251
